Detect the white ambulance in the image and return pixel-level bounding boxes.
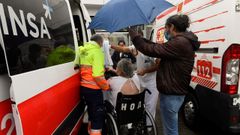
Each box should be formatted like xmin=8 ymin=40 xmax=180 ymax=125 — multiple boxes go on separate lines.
xmin=153 ymin=0 xmax=240 ymax=132
xmin=0 ymin=0 xmax=91 ymax=134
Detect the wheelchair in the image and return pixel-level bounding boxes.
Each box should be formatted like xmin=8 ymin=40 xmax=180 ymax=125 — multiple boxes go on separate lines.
xmin=104 ymin=90 xmax=158 ymax=135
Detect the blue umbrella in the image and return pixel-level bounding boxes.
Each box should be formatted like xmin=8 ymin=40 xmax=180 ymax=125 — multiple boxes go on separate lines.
xmin=88 ymin=0 xmax=173 ymax=32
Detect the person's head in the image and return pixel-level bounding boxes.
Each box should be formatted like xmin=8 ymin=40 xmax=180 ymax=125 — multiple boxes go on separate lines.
xmin=164 ymin=14 xmax=190 ymax=40
xmin=91 ymin=34 xmax=103 ymax=47
xmin=116 ymin=59 xmax=134 ymax=78
xmin=118 ymin=40 xmax=126 ymax=47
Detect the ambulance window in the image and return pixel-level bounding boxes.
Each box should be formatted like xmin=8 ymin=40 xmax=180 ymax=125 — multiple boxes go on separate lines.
xmin=0 ymin=46 xmax=7 ymax=74
xmin=73 ymin=15 xmax=84 ymax=46
xmin=0 ymin=0 xmax=75 ymax=75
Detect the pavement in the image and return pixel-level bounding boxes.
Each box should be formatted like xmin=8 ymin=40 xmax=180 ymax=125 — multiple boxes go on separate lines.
xmin=155 ymin=98 xmax=239 ymax=135
xmin=79 ymin=97 xmax=239 ymax=135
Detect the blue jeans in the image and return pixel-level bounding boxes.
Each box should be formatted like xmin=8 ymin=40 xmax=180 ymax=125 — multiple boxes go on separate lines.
xmin=160 ymin=94 xmax=185 ymax=135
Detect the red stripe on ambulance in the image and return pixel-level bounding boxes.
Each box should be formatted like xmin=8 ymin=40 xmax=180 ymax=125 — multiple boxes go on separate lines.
xmin=184 ymin=0 xmax=193 ymax=4
xmin=185 ymin=0 xmax=222 ymax=15
xmin=194 ymin=26 xmax=225 ymax=34
xmin=191 ymin=76 xmax=197 ymax=82
xmin=213 ymin=56 xmax=221 ymax=59
xmin=157 ymin=6 xmax=177 ymax=20
xmin=177 ymin=2 xmax=184 ymax=13
xmin=191 ymin=11 xmax=228 ymax=24
xmin=157 ymin=0 xmax=193 ymax=20
xmin=192 ymin=76 xmax=218 ymax=89
xmin=18 ymin=74 xmax=80 ymax=135
xmin=157 ymin=0 xmax=223 ymax=21
xmin=213 ymin=67 xmax=221 ymax=74
xmin=200 ymin=39 xmax=225 ymax=44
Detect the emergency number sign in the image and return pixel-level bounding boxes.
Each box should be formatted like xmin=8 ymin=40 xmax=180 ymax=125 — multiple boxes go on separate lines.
xmin=197 ymin=60 xmax=213 ymax=79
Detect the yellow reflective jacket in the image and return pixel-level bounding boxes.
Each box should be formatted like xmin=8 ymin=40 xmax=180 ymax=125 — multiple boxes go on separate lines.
xmin=74 ymin=41 xmax=109 ymax=90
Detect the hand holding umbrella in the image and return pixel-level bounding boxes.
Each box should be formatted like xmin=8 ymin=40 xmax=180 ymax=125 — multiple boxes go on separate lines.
xmin=128 ymin=26 xmax=141 ymax=40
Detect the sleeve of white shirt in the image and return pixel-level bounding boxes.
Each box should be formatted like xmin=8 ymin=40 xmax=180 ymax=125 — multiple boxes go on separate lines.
xmin=103 ymin=40 xmax=113 ymax=67
xmin=128 ymin=45 xmax=136 ymax=54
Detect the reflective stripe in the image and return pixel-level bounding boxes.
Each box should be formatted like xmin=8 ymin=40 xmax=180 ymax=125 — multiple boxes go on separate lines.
xmin=81 ymin=79 xmax=97 ymax=85
xmin=81 ymin=83 xmax=101 ymax=90
xmin=94 ymin=76 xmax=105 ymax=82
xmin=81 ymin=79 xmax=101 ymax=89
xmin=94 ymin=76 xmax=109 ymax=90
xmin=80 ymin=66 xmax=101 ymax=89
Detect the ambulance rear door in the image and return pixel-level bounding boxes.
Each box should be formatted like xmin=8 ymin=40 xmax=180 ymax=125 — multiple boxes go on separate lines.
xmin=0 ymin=0 xmax=85 ymax=134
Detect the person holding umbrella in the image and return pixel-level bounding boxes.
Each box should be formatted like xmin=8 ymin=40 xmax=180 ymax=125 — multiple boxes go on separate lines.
xmin=128 ymin=14 xmax=200 ymax=135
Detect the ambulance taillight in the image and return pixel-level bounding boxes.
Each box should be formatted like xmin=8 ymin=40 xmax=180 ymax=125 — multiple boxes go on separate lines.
xmin=221 ymin=45 xmax=240 ymax=95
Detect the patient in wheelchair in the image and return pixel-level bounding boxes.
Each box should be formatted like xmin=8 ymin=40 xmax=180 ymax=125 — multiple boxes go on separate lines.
xmin=105 ymin=58 xmax=142 ymax=107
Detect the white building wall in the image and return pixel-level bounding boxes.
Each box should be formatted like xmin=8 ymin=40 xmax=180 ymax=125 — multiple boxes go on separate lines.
xmin=81 ymin=0 xmax=110 ymax=16
xmin=82 ymin=0 xmax=110 ymax=5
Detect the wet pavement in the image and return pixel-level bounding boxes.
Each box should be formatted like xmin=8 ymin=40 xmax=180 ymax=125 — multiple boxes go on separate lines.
xmin=155 ymin=98 xmax=239 ymax=135
xmin=79 ymin=98 xmax=239 ymax=135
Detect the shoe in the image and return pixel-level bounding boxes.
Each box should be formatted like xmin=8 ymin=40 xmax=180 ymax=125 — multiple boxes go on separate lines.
xmin=90 ymin=130 xmax=101 ymax=135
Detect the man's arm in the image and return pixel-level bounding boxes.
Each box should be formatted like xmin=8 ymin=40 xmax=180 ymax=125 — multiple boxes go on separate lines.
xmin=129 ymin=28 xmax=182 ymax=59
xmin=110 ymin=45 xmax=131 ymax=53
xmin=111 ymin=45 xmax=138 ymax=56
xmin=137 ymin=59 xmax=160 ymax=76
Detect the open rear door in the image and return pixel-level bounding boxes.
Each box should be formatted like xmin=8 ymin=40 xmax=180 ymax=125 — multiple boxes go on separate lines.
xmin=0 ymin=0 xmax=85 ymax=134
xmin=0 ymin=44 xmax=15 ymax=134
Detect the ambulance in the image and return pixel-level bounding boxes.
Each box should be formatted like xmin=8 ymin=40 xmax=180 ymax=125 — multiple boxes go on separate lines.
xmin=153 ymin=0 xmax=240 ymax=132
xmin=0 ymin=0 xmax=91 ymax=134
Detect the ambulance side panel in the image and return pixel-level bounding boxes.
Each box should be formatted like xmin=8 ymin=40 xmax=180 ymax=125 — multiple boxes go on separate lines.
xmin=154 ymin=0 xmax=240 ymax=132
xmin=0 ymin=0 xmax=87 ymax=134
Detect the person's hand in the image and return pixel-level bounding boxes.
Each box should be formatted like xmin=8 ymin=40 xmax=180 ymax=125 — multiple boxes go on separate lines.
xmin=102 ymin=85 xmax=110 ymax=91
xmin=128 ymin=26 xmax=139 ymax=40
xmin=106 ymin=67 xmax=116 ymax=72
xmin=110 ymin=45 xmax=118 ymax=50
xmin=137 ymin=69 xmax=146 ymax=76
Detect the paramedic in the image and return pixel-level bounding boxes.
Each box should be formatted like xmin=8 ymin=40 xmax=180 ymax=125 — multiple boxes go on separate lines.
xmin=74 ymin=34 xmax=109 ymax=135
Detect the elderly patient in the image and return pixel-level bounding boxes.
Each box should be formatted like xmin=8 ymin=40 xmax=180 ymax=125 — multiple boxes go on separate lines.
xmin=105 ymin=59 xmax=141 ymax=107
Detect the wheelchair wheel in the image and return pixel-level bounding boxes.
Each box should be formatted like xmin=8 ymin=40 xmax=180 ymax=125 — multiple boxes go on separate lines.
xmin=105 ymin=113 xmax=118 ymax=135
xmin=145 ymin=109 xmax=158 ymax=135
xmin=132 ymin=109 xmax=157 ymax=135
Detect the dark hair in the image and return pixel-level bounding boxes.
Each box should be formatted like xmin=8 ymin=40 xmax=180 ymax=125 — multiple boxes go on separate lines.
xmin=118 ymin=40 xmax=125 ymax=45
xmin=166 ymin=14 xmax=190 ymax=32
xmin=90 ymin=34 xmax=103 ymax=43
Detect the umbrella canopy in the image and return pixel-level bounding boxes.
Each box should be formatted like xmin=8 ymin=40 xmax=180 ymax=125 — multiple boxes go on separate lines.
xmin=88 ymin=0 xmax=173 ymax=32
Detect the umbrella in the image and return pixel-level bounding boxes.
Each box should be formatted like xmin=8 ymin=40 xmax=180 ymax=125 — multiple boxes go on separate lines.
xmin=88 ymin=0 xmax=173 ymax=32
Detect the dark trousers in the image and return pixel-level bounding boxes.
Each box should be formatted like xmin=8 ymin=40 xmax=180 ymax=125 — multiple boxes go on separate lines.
xmin=80 ymin=86 xmax=105 ymax=130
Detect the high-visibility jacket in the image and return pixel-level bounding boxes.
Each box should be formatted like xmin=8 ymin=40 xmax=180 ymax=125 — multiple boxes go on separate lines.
xmin=74 ymin=41 xmax=109 ymax=90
